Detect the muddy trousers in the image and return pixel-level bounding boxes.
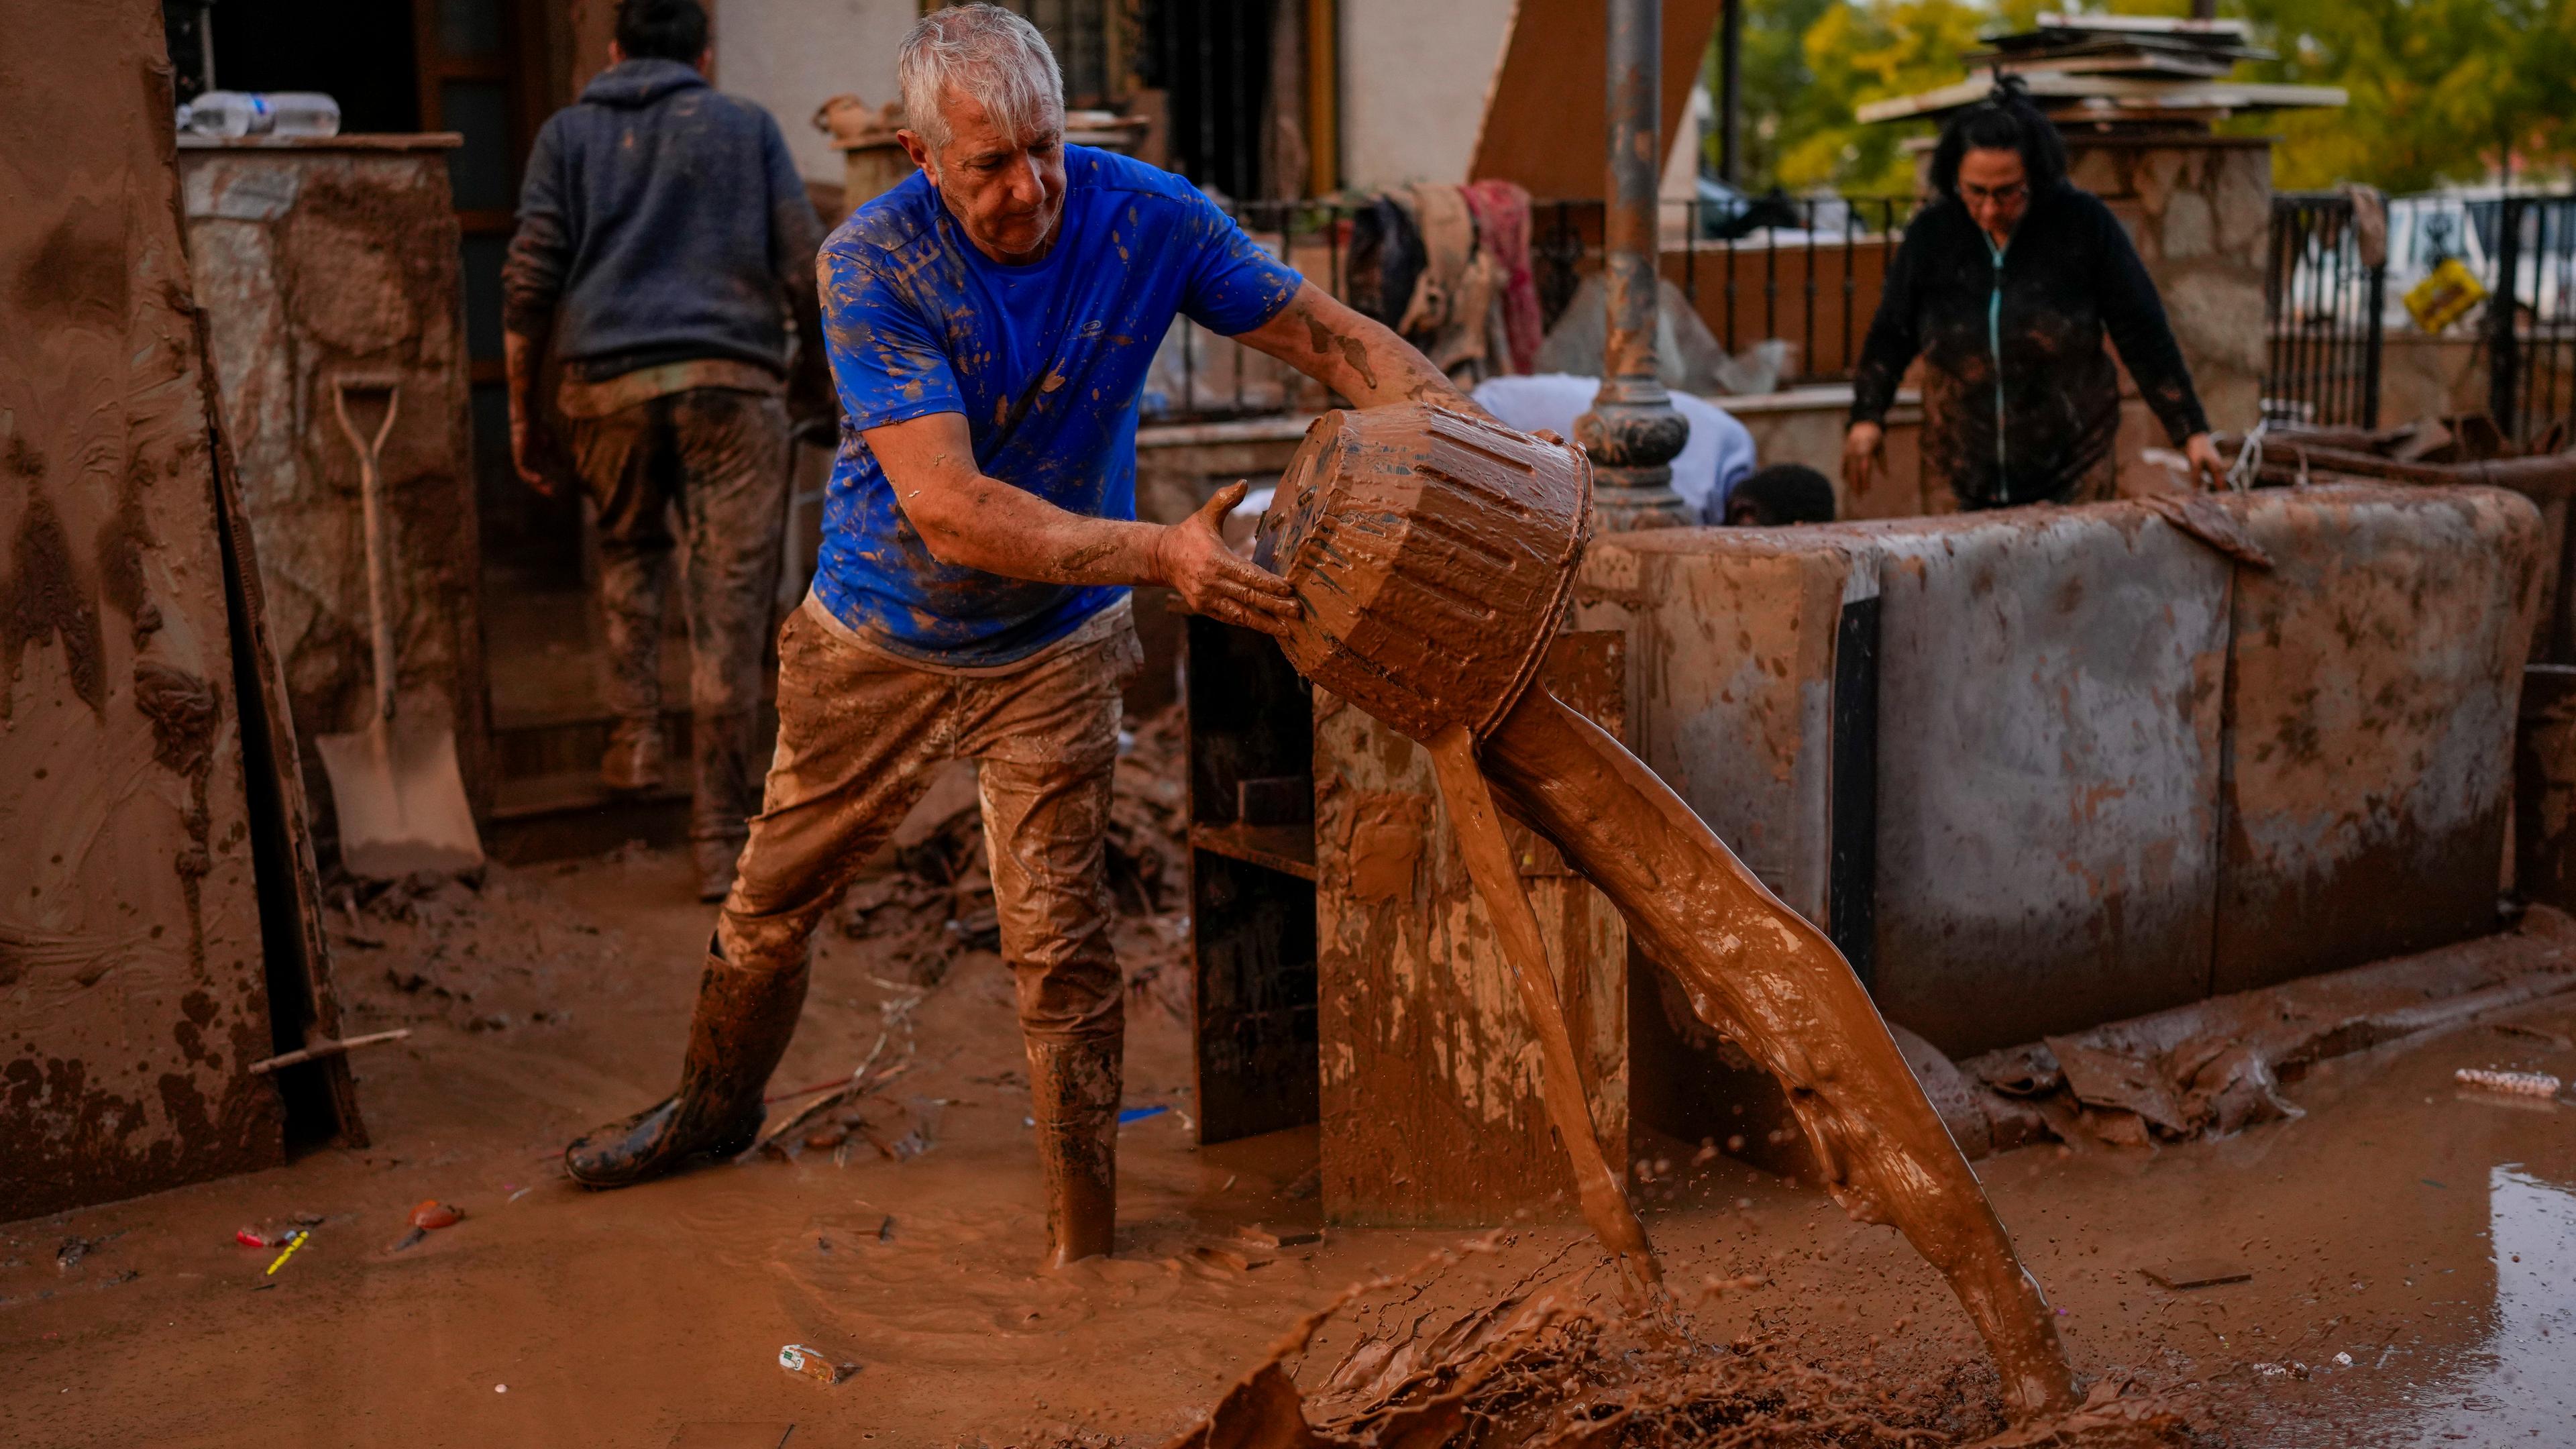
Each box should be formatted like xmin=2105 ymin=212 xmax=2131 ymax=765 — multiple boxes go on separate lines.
xmin=567 ymin=386 xmax=789 ymax=852
xmin=719 ymin=598 xmax=1140 ymax=1259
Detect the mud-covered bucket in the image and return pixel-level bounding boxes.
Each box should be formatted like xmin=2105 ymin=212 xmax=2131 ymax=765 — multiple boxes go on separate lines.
xmin=1253 ymin=402 xmax=1593 ymax=742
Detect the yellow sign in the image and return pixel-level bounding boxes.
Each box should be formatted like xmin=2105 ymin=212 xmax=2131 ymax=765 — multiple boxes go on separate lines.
xmin=2405 ymin=256 xmax=2489 ymax=333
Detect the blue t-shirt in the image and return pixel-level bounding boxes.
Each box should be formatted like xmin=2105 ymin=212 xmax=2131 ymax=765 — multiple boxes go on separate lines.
xmin=814 ymin=145 xmax=1303 ymax=665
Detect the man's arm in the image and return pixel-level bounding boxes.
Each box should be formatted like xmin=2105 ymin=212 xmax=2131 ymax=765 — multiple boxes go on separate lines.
xmin=864 ymin=411 xmax=1299 ymax=636
xmin=500 ymin=121 xmax=570 ymax=494
xmin=1231 ymin=282 xmax=1489 ymax=414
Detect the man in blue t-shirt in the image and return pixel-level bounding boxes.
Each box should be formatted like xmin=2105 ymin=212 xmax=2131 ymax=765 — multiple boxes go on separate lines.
xmin=566 ymin=5 xmax=1480 ymax=1265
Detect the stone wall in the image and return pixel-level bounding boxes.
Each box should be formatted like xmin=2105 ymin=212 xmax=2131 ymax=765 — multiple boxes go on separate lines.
xmin=180 ymin=140 xmax=490 ymax=847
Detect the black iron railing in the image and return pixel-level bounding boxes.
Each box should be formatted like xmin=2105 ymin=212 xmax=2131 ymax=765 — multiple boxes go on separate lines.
xmin=2263 ymin=193 xmax=2386 ymax=431
xmin=1147 ymin=193 xmax=1918 ymax=423
xmin=2487 ymin=195 xmax=2576 ymax=448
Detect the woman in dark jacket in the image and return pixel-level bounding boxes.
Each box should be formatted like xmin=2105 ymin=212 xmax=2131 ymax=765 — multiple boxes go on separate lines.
xmin=1845 ymin=82 xmax=2225 ymax=508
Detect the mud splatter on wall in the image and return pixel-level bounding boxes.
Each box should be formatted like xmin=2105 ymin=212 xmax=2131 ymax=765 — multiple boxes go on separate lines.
xmin=1 ymin=0 xmax=285 ymax=1218
xmin=1313 ymin=633 xmax=1630 ymax=1227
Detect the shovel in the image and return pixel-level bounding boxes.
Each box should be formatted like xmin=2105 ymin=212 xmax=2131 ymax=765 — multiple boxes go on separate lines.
xmin=313 ymin=374 xmax=485 ymax=881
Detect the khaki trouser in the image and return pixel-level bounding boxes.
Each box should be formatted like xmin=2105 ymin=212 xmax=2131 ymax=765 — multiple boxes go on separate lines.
xmin=716 ymin=597 xmax=1139 ymax=1047
xmin=564 ymin=386 xmax=789 ymax=847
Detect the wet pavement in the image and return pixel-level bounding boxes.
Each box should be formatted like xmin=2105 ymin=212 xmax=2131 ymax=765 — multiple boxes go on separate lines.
xmin=1 ymin=847 xmax=2569 ymax=1447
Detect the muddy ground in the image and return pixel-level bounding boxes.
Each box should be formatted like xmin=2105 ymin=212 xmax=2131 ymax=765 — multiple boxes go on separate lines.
xmin=3 ymin=812 xmax=2571 ymax=1446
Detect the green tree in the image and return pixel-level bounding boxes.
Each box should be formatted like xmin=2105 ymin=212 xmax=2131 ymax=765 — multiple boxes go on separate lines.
xmin=1715 ymin=0 xmax=2576 ymax=197
xmin=2233 ymin=0 xmax=2576 ymax=190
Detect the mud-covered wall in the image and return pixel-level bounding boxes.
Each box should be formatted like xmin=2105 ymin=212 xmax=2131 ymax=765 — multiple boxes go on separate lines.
xmin=1 ymin=0 xmax=285 ymax=1218
xmin=178 ymin=140 xmax=490 ymax=843
xmin=1313 ymin=635 xmax=1629 ymax=1228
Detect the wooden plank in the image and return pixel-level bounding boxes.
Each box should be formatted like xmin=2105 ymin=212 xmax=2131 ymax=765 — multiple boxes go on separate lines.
xmin=202 ymin=318 xmax=368 ymax=1147
xmin=1468 ymin=0 xmax=1725 ymax=199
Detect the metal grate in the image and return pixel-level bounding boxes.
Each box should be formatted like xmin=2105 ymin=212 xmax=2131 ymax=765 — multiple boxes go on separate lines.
xmin=2487 ymin=195 xmax=2576 ymax=449
xmin=1146 ymin=194 xmax=1917 ymax=422
xmin=2262 ymin=193 xmax=2386 ymax=431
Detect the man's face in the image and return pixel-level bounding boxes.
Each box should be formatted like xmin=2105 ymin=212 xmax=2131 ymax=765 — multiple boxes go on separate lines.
xmin=901 ymin=85 xmax=1067 ymax=265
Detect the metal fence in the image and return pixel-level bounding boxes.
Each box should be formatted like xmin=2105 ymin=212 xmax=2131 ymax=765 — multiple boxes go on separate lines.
xmin=2487 ymin=194 xmax=2576 ymax=447
xmin=1148 ymin=193 xmax=1917 ymax=422
xmin=2262 ymin=193 xmax=2386 ymax=431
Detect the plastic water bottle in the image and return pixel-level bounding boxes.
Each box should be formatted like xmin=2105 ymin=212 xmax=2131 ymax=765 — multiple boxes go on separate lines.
xmin=178 ymin=91 xmax=342 ymax=140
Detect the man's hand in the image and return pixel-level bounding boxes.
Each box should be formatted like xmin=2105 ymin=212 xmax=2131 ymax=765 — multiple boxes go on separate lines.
xmin=1843 ymin=421 xmax=1886 ymax=494
xmin=2183 ymin=431 xmax=2226 ymax=491
xmin=510 ymin=407 xmax=567 ymax=497
xmin=1157 ymin=482 xmax=1299 ymax=637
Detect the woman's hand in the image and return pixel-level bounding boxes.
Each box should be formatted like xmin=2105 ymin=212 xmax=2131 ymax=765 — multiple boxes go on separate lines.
xmin=2183 ymin=432 xmax=2226 ymax=491
xmin=1842 ymin=421 xmax=1886 ymax=494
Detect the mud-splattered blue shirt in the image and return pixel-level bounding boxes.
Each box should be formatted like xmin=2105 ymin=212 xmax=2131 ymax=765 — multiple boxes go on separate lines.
xmin=814 ymin=145 xmax=1303 ymax=666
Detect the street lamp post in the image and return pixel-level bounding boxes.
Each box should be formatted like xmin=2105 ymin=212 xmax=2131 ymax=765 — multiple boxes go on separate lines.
xmin=1574 ymin=0 xmax=1693 ymax=532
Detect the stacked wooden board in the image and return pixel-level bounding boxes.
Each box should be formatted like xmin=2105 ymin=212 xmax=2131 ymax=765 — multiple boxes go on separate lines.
xmin=1860 ymin=12 xmax=2342 ymax=129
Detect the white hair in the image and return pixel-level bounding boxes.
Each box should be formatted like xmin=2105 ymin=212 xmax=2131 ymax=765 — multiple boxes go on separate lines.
xmin=899 ymin=5 xmax=1065 ymax=154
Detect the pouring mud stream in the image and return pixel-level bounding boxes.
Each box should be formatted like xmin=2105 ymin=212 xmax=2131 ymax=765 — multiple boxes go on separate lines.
xmin=1252 ymin=402 xmax=2078 ymax=1417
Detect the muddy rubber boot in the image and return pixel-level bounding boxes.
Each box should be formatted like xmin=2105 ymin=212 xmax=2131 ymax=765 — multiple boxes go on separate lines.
xmin=1028 ymin=1038 xmax=1121 ymax=1267
xmin=601 ymin=715 xmax=667 ymax=794
xmin=564 ymin=947 xmax=808 ymax=1188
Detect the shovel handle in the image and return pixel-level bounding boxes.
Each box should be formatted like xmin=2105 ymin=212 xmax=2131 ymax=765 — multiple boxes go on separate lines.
xmin=333 ymin=380 xmax=403 ymax=724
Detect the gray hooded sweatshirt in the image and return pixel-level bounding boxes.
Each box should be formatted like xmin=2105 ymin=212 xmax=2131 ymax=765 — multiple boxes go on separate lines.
xmin=502 ymin=58 xmax=819 ymax=380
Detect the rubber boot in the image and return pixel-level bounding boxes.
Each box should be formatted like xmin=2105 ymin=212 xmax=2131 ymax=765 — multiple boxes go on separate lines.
xmin=564 ymin=945 xmax=808 ymax=1188
xmin=1028 ymin=1037 xmax=1121 ymax=1266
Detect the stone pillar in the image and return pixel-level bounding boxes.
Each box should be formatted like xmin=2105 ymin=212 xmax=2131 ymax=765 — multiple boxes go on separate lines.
xmin=2062 ymin=135 xmax=2273 ymax=438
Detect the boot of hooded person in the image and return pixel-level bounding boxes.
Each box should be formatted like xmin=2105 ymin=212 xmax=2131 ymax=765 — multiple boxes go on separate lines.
xmin=602 ymin=714 xmax=669 ymax=792
xmin=564 ymin=936 xmax=807 ymax=1186
xmin=690 ymin=707 xmax=761 ymax=900
xmin=1026 ymin=1036 xmax=1121 ymax=1265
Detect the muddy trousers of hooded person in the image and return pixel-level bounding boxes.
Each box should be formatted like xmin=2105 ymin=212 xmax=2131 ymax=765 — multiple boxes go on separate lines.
xmin=566 ymin=386 xmax=789 ymax=894
xmin=722 ymin=597 xmax=1140 ymax=1263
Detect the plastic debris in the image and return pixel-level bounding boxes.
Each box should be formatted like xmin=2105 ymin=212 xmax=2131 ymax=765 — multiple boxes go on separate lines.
xmin=409 ymin=1201 xmax=464 ymax=1230
xmin=778 ymin=1344 xmax=858 ymax=1385
xmin=266 ymin=1230 xmax=310 ymax=1277
xmin=2455 ymin=1067 xmax=2562 ymax=1097
xmin=235 ymin=1227 xmax=274 ymax=1249
xmin=1118 ymin=1104 xmax=1169 ymax=1125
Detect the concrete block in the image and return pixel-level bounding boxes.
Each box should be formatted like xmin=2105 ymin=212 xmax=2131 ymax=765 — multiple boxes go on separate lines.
xmin=1573 ymin=529 xmax=1872 ymax=929
xmin=2212 ymin=484 xmax=2544 ymax=991
xmin=1860 ymin=504 xmax=2232 ymax=1055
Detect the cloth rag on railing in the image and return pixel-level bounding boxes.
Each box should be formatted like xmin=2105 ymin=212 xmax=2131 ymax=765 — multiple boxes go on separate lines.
xmin=1398 ymin=182 xmax=1499 ymax=377
xmin=1463 ymin=179 xmax=1543 ymax=374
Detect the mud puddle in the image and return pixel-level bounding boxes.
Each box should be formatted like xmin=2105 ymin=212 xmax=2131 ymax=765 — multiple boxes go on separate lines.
xmin=1 ymin=846 xmax=2570 ymax=1446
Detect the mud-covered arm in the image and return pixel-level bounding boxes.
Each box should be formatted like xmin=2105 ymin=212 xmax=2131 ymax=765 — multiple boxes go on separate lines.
xmin=2093 ymin=201 xmax=2211 ymax=445
xmin=864 ymin=411 xmax=1297 ymax=635
xmin=763 ymin=119 xmax=834 ymax=433
xmin=1232 ymin=282 xmax=1488 ymax=415
xmin=1849 ymin=220 xmax=1925 ymax=427
xmin=500 ymin=117 xmax=571 ymax=492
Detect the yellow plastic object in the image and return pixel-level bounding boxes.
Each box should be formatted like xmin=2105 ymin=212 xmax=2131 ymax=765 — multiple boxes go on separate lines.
xmin=2405 ymin=256 xmax=2489 ymax=333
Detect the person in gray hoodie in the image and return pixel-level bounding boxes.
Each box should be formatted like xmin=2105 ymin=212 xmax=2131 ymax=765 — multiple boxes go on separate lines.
xmin=502 ymin=0 xmax=829 ymax=901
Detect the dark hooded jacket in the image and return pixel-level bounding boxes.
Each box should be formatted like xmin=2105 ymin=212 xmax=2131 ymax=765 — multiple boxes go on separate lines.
xmin=502 ymin=58 xmax=819 ymax=380
xmin=1850 ymin=184 xmax=2208 ymax=509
